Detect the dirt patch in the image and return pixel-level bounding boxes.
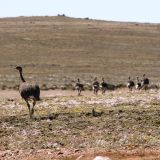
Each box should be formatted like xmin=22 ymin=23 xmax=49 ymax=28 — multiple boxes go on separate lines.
xmin=0 ymin=89 xmax=160 ymax=159
xmin=0 ymin=149 xmax=160 ymax=160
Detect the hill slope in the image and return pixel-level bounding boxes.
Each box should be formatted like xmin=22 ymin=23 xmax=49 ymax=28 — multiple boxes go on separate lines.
xmin=0 ymin=16 xmax=160 ymax=88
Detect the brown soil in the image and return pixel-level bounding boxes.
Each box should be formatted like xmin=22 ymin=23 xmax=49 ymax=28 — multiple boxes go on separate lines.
xmin=0 ymin=89 xmax=160 ymax=160
xmin=0 ymin=89 xmax=92 ymax=99
xmin=0 ymin=148 xmax=160 ymax=160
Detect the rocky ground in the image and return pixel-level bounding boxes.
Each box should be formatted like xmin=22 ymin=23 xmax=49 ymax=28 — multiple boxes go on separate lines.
xmin=0 ymin=89 xmax=160 ymax=160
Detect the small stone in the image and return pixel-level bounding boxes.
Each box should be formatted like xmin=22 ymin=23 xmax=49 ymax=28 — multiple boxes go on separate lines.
xmin=93 ymin=156 xmax=112 ymax=160
xmin=75 ymin=149 xmax=80 ymax=152
xmin=57 ymin=151 xmax=63 ymax=155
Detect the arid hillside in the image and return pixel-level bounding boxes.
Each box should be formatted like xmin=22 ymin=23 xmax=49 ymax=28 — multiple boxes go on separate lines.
xmin=0 ymin=16 xmax=160 ymax=89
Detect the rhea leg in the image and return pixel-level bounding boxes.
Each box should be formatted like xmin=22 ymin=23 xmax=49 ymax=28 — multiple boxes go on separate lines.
xmin=31 ymin=100 xmax=36 ymax=118
xmin=78 ymin=89 xmax=82 ymax=96
xmin=102 ymin=88 xmax=104 ymax=94
xmin=102 ymin=88 xmax=105 ymax=95
xmin=77 ymin=89 xmax=80 ymax=96
xmin=93 ymin=88 xmax=96 ymax=95
xmin=95 ymin=89 xmax=97 ymax=95
xmin=93 ymin=89 xmax=95 ymax=95
xmin=78 ymin=90 xmax=80 ymax=96
xmin=95 ymin=88 xmax=98 ymax=95
xmin=25 ymin=100 xmax=31 ymax=118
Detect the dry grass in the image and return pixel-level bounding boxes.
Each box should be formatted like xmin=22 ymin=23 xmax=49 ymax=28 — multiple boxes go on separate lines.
xmin=0 ymin=16 xmax=160 ymax=159
xmin=0 ymin=89 xmax=160 ymax=159
xmin=0 ymin=16 xmax=160 ymax=89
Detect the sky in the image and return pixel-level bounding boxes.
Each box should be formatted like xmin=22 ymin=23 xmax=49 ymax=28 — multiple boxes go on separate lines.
xmin=0 ymin=0 xmax=160 ymax=23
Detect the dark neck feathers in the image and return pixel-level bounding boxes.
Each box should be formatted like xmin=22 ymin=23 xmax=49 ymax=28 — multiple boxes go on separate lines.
xmin=19 ymin=70 xmax=26 ymax=82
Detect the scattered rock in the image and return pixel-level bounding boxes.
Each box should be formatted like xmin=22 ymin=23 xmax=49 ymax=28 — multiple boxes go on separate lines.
xmin=57 ymin=151 xmax=63 ymax=155
xmin=76 ymin=155 xmax=84 ymax=160
xmin=93 ymin=156 xmax=112 ymax=160
xmin=75 ymin=149 xmax=80 ymax=153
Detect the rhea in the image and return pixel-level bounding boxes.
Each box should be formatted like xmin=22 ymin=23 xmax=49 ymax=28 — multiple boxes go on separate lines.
xmin=92 ymin=77 xmax=100 ymax=95
xmin=100 ymin=78 xmax=108 ymax=94
xmin=135 ymin=77 xmax=141 ymax=90
xmin=75 ymin=78 xmax=84 ymax=96
xmin=127 ymin=76 xmax=135 ymax=91
xmin=141 ymin=74 xmax=149 ymax=90
xmin=15 ymin=66 xmax=40 ymax=119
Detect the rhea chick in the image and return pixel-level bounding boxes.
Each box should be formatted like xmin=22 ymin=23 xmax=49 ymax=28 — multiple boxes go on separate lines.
xmin=135 ymin=77 xmax=141 ymax=90
xmin=127 ymin=76 xmax=135 ymax=91
xmin=100 ymin=78 xmax=108 ymax=94
xmin=92 ymin=77 xmax=100 ymax=95
xmin=141 ymin=74 xmax=149 ymax=90
xmin=75 ymin=78 xmax=84 ymax=96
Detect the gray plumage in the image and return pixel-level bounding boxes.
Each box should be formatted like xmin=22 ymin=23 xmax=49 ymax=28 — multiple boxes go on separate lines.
xmin=127 ymin=76 xmax=135 ymax=91
xmin=75 ymin=78 xmax=84 ymax=96
xmin=92 ymin=77 xmax=100 ymax=95
xmin=135 ymin=77 xmax=141 ymax=90
xmin=141 ymin=74 xmax=149 ymax=90
xmin=19 ymin=83 xmax=40 ymax=101
xmin=16 ymin=66 xmax=40 ymax=118
xmin=100 ymin=78 xmax=108 ymax=94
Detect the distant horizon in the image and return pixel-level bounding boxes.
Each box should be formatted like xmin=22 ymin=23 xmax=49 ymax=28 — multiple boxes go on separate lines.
xmin=0 ymin=14 xmax=159 ymax=24
xmin=1 ymin=0 xmax=160 ymax=23
xmin=0 ymin=14 xmax=160 ymax=24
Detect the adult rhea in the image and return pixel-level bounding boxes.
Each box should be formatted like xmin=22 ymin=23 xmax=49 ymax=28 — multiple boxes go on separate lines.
xmin=15 ymin=66 xmax=40 ymax=119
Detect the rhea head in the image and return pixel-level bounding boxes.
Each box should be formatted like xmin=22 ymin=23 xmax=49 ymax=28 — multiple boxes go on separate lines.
xmin=15 ymin=66 xmax=22 ymax=72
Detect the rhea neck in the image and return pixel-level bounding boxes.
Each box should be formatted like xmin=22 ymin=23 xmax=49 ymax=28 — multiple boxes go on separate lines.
xmin=19 ymin=70 xmax=26 ymax=82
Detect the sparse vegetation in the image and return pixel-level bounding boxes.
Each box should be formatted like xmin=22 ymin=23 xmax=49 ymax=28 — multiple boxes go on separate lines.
xmin=0 ymin=16 xmax=160 ymax=90
xmin=0 ymin=16 xmax=160 ymax=159
xmin=0 ymin=89 xmax=160 ymax=159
